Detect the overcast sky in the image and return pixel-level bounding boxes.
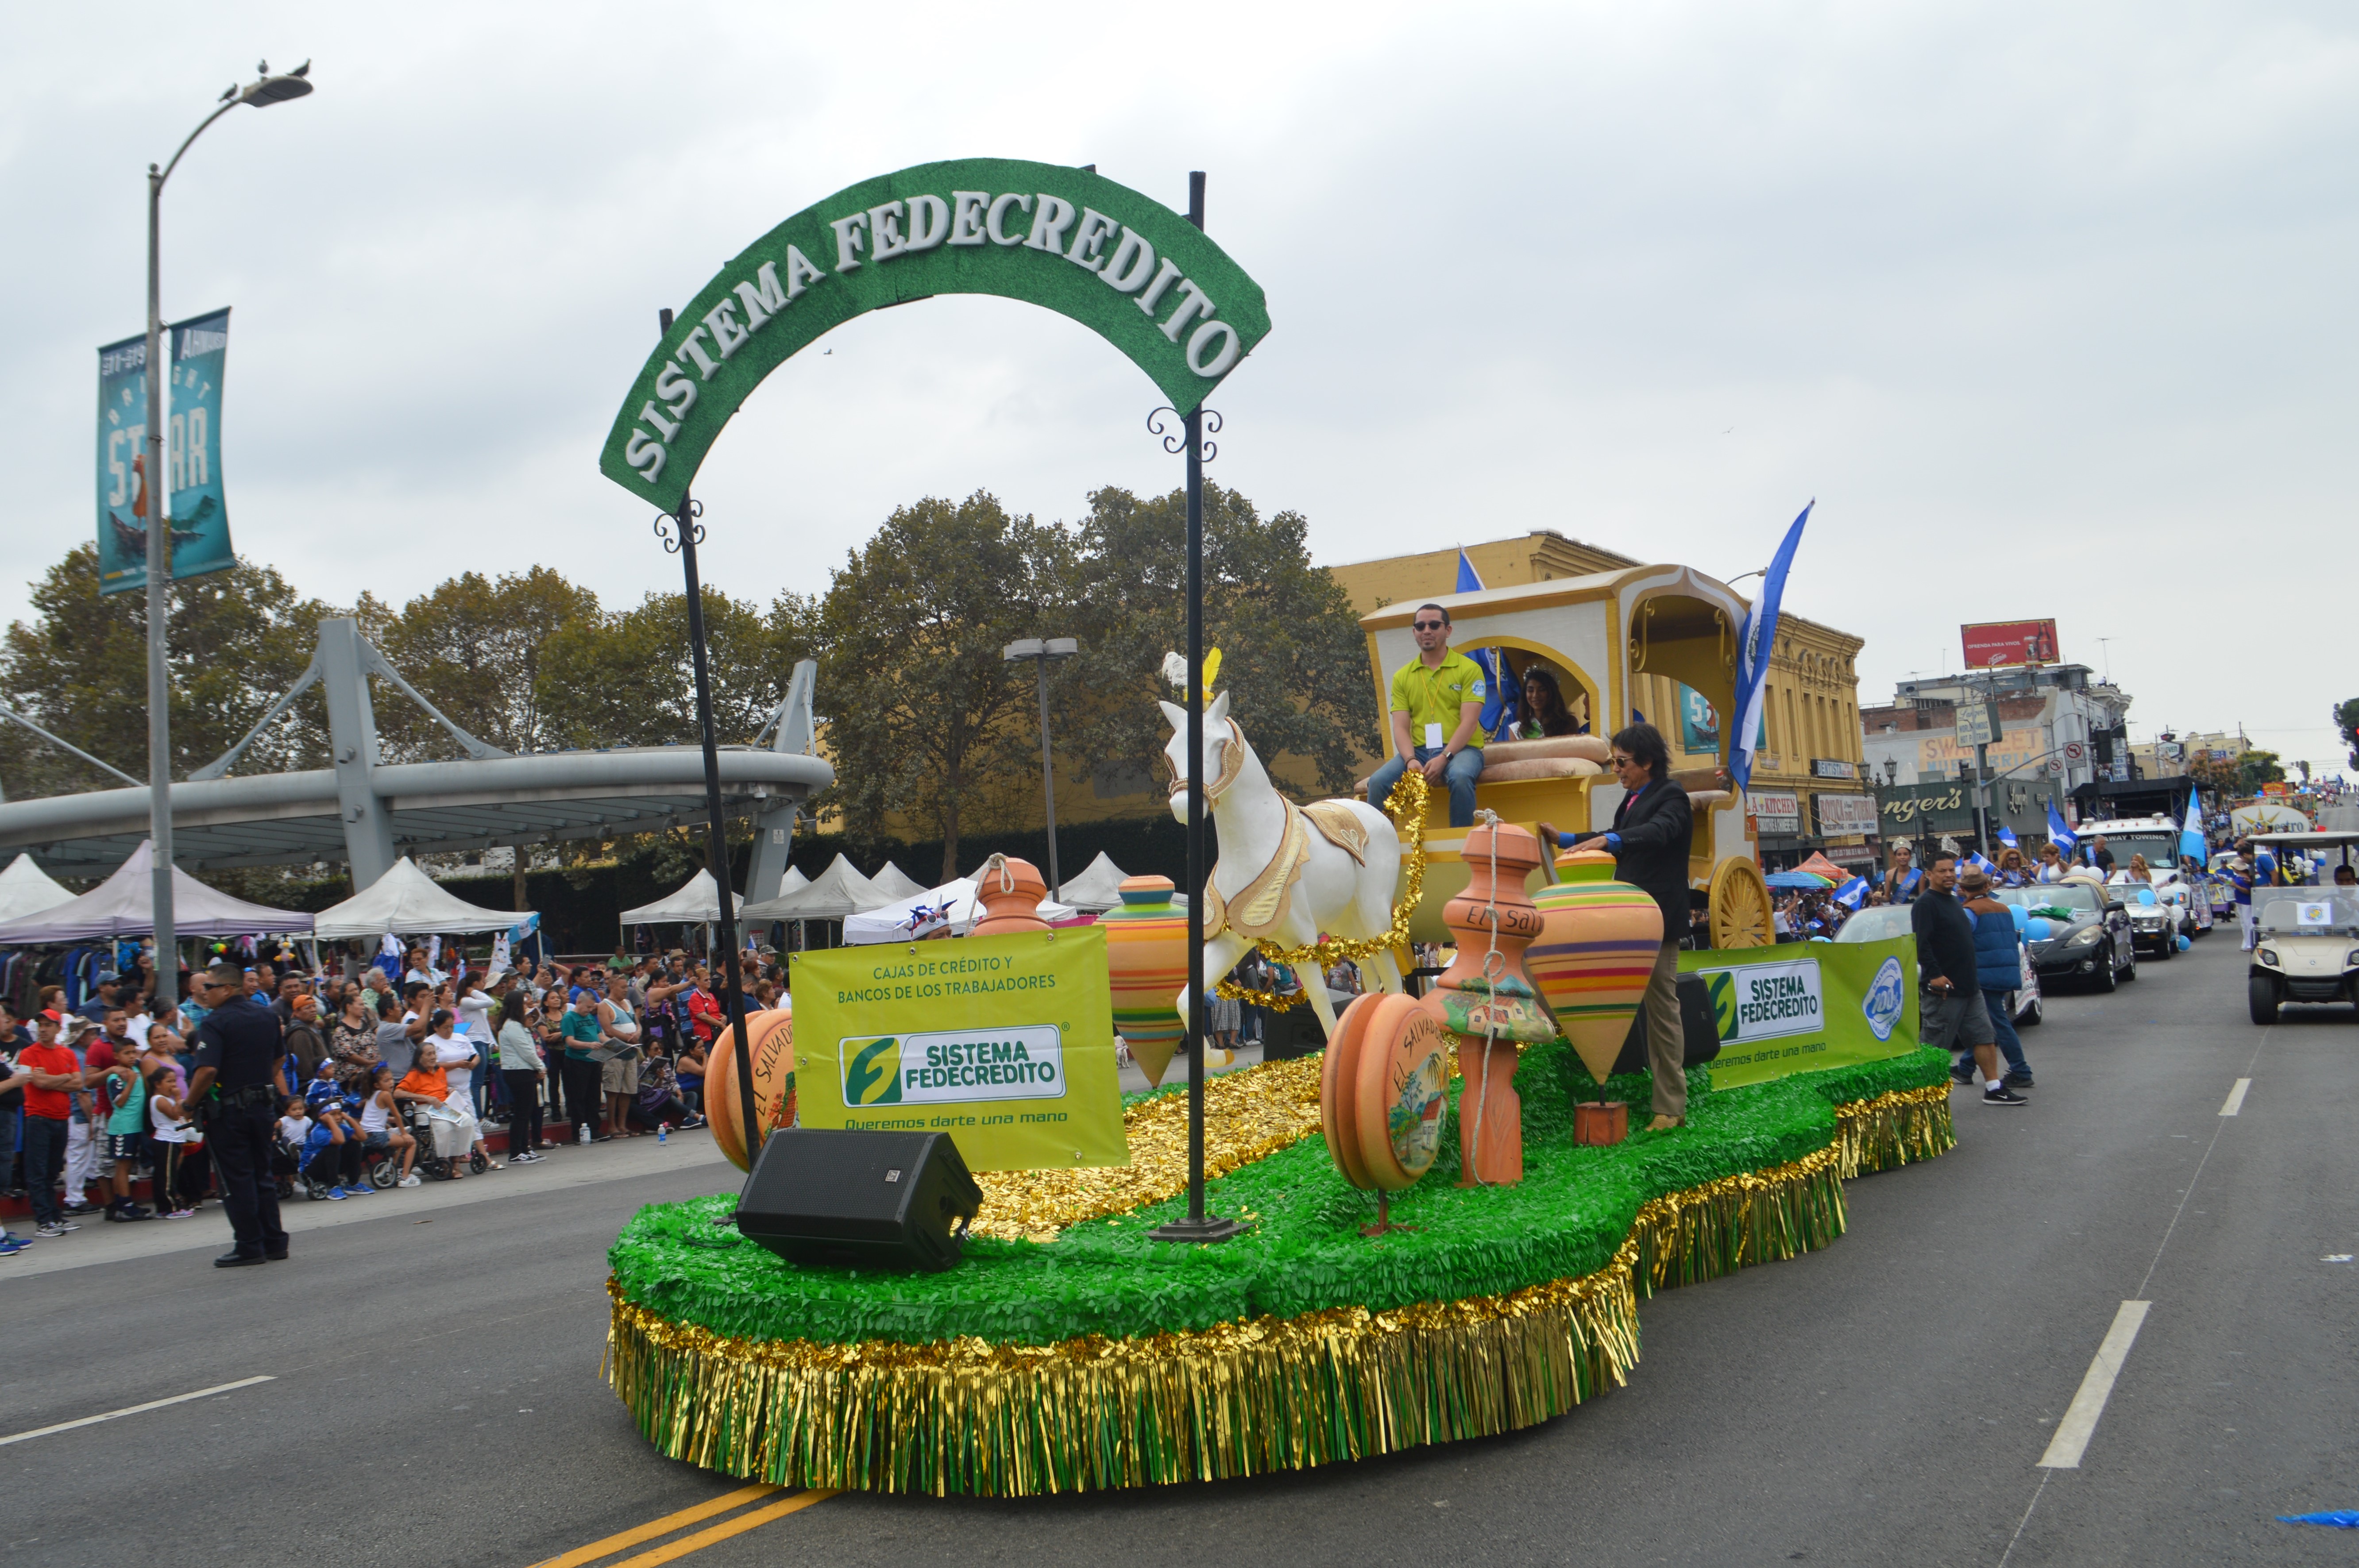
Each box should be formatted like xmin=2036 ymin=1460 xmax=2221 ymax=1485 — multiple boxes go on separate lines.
xmin=4 ymin=3 xmax=2352 ymax=777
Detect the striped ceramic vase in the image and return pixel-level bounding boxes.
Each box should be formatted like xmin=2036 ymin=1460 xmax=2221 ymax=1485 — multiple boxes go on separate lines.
xmin=1103 ymin=875 xmax=1189 ymax=1088
xmin=1528 ymin=849 xmax=1665 ymax=1086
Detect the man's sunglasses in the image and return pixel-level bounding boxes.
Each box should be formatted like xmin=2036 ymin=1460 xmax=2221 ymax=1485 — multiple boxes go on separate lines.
xmin=1412 ymin=620 xmax=1445 ymax=631
xmin=1610 ymin=754 xmax=1638 ymax=768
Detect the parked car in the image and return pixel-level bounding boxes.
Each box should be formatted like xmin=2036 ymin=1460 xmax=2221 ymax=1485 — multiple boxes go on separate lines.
xmin=1834 ymin=902 xmax=2043 ymax=1025
xmin=1996 ymin=880 xmax=2136 ymax=992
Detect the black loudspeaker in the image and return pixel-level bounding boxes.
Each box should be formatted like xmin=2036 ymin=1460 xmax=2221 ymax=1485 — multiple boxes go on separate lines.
xmin=1610 ymin=972 xmax=1722 ymax=1077
xmin=736 ymin=1129 xmax=982 ymax=1272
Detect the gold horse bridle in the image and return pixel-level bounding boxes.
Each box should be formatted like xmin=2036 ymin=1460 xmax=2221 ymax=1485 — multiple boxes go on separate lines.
xmin=1168 ymin=717 xmax=1247 ymax=805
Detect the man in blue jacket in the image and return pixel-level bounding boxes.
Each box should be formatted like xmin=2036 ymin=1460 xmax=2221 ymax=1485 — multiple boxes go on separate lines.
xmin=1913 ymin=854 xmax=2025 ymax=1106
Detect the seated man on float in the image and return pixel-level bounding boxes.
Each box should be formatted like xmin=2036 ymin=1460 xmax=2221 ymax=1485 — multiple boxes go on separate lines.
xmin=1365 ymin=602 xmax=1486 ymax=828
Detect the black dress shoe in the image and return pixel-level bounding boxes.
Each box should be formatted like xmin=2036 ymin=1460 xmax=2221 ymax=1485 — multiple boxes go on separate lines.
xmin=264 ymin=1249 xmax=289 ymax=1261
xmin=215 ymin=1251 xmax=266 ymax=1268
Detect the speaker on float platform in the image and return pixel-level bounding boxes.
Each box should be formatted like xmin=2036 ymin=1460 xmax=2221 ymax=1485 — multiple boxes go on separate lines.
xmin=735 ymin=1128 xmax=982 ymax=1271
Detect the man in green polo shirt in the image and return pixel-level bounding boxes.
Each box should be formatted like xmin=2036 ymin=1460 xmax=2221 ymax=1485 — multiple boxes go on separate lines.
xmin=1366 ymin=602 xmax=1487 ymax=827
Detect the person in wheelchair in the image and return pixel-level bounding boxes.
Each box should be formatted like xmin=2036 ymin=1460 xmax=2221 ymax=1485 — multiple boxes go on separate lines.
xmin=395 ymin=1040 xmax=472 ymax=1182
xmin=361 ymin=1063 xmax=420 ymax=1187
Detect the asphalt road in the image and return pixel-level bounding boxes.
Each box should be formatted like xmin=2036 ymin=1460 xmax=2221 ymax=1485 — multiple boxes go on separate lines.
xmin=8 ymin=930 xmax=2355 ymax=1567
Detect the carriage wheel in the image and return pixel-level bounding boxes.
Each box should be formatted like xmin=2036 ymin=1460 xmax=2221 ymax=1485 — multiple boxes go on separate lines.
xmin=1708 ymin=858 xmax=1775 ymax=949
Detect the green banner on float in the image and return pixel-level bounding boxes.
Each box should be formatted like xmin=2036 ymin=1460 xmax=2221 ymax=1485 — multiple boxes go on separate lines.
xmin=600 ymin=157 xmax=1271 ymax=512
xmin=1677 ymin=935 xmax=1919 ymax=1088
xmin=792 ymin=925 xmax=1128 ymax=1172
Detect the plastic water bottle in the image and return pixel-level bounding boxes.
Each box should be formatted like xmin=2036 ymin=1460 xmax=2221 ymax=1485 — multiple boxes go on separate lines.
xmin=658 ymin=1123 xmax=669 ymax=1144
xmin=579 ymin=1123 xmax=591 ymax=1146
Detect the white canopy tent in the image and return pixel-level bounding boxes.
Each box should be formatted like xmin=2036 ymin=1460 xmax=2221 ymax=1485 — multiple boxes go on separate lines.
xmin=312 ymin=856 xmax=533 ymax=940
xmin=862 ymin=862 xmax=929 ymax=905
xmin=0 ymin=840 xmax=312 ymax=944
xmin=842 ymin=876 xmax=1083 ymax=945
xmin=1053 ymin=851 xmax=1131 ymax=914
xmin=0 ymin=855 xmax=77 ymax=925
xmin=618 ymin=868 xmax=745 ymax=927
xmin=741 ymin=854 xmax=886 ymax=922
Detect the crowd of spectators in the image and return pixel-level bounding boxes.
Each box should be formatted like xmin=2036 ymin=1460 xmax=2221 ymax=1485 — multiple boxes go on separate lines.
xmin=0 ymin=941 xmax=784 ymax=1257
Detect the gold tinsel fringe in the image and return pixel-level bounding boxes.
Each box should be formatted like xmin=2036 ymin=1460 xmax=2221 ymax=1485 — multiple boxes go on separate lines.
xmin=1831 ymin=1083 xmax=1956 ymax=1179
xmin=606 ymin=1139 xmax=1878 ymax=1496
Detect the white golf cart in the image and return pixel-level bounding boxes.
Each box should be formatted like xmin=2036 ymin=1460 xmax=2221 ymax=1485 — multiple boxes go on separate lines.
xmin=2245 ymin=831 xmax=2359 ymax=1025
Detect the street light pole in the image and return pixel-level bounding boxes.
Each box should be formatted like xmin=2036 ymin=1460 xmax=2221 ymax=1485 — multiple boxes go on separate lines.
xmin=1002 ymin=637 xmax=1078 ymax=896
xmin=142 ymin=62 xmax=313 ymax=1008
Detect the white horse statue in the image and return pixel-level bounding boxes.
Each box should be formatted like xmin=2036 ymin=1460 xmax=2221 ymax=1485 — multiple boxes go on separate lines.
xmin=1159 ymin=690 xmax=1405 ymax=1039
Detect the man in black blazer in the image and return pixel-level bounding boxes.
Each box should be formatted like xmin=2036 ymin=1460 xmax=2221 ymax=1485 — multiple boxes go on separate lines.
xmin=1538 ymin=723 xmax=1695 ymax=1129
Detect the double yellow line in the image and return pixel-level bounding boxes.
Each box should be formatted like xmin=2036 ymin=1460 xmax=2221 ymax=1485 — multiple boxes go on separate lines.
xmin=526 ymin=1483 xmax=835 ymax=1568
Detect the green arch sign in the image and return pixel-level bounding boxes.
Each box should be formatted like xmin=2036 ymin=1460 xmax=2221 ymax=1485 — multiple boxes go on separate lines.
xmin=599 ymin=157 xmax=1272 ymax=511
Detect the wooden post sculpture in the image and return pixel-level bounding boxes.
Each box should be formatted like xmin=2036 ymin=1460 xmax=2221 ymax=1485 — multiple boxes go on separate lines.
xmin=1425 ymin=820 xmax=1552 ymax=1186
xmin=1104 ymin=875 xmax=1189 ymax=1088
xmin=1528 ymin=848 xmax=1664 ymax=1145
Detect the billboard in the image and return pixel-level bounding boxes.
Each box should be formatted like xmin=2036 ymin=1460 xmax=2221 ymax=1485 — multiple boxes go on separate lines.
xmin=1961 ymin=618 xmax=2059 ymax=670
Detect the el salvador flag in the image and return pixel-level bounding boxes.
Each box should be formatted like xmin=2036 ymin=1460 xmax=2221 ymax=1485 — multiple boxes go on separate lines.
xmin=508 ymin=911 xmax=541 ymax=944
xmin=1997 ymin=826 xmax=2018 ymax=849
xmin=1455 ymin=549 xmax=1520 ymax=739
xmin=1731 ymin=501 xmax=1814 ymax=794
xmin=2178 ymin=784 xmax=2206 ymax=866
xmin=1965 ymin=851 xmax=1999 ymax=878
xmin=2046 ymin=801 xmax=2077 ymax=855
xmin=1833 ymin=876 xmax=1870 ymax=909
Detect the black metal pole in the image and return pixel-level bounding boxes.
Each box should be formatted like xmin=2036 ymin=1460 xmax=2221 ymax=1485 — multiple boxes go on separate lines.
xmin=658 ymin=306 xmax=758 ymax=1167
xmin=1035 ymin=655 xmax=1060 ymax=896
xmin=1150 ymin=172 xmax=1242 ymax=1244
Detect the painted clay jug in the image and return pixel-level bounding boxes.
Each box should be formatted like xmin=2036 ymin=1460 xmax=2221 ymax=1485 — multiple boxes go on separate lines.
xmin=1528 ymin=848 xmax=1665 ymax=1087
xmin=1422 ymin=821 xmax=1549 ymax=1186
xmin=1103 ymin=875 xmax=1189 ymax=1088
xmin=969 ymin=853 xmax=1050 ymax=936
xmin=705 ymin=1003 xmax=796 ymax=1172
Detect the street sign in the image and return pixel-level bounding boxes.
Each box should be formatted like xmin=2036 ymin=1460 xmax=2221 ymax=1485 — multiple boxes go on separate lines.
xmin=2062 ymin=739 xmax=2087 ymax=763
xmin=1954 ymin=701 xmax=1998 ymax=749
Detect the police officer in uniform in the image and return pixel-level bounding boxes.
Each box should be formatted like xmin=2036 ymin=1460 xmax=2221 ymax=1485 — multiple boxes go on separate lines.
xmin=184 ymin=962 xmax=291 ymax=1267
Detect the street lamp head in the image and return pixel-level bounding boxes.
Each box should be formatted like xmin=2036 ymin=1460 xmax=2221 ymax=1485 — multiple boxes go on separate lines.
xmin=1002 ymin=639 xmax=1045 ymax=662
xmin=241 ymin=64 xmax=315 ymax=107
xmin=1044 ymin=638 xmax=1079 ymax=659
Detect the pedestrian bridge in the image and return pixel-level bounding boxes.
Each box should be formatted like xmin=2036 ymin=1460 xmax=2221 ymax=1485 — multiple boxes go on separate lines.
xmin=0 ymin=619 xmax=828 ymax=900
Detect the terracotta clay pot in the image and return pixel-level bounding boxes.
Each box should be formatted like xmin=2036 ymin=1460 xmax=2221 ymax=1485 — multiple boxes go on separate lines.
xmin=1424 ymin=821 xmax=1551 ymax=1187
xmin=969 ymin=854 xmax=1051 ymax=936
xmin=1103 ymin=875 xmax=1189 ymax=1088
xmin=705 ymin=1005 xmax=796 ymax=1173
xmin=1528 ymin=849 xmax=1665 ymax=1087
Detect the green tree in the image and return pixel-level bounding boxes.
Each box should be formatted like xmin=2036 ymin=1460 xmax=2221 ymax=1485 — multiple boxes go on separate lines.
xmin=816 ymin=491 xmax=1073 ymax=881
xmin=1063 ymin=482 xmax=1380 ymax=801
xmin=2337 ymin=697 xmax=2359 ymax=769
xmin=368 ymin=567 xmax=602 ymax=758
xmin=0 ymin=544 xmax=334 ymax=797
xmin=538 ymin=586 xmax=817 ymax=751
xmin=2236 ymin=748 xmax=2286 ymax=795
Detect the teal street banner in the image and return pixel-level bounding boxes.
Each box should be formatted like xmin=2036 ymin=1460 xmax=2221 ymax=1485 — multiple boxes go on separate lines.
xmin=1679 ymin=684 xmax=1719 ymax=754
xmin=1677 ymin=934 xmax=1919 ymax=1088
xmin=166 ymin=309 xmax=235 ymax=582
xmin=94 ymin=309 xmax=235 ymax=596
xmin=94 ymin=333 xmax=150 ymax=595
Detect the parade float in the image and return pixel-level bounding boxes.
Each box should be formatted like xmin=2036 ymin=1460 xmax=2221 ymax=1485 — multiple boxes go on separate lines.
xmin=593 ymin=156 xmax=1952 ymax=1497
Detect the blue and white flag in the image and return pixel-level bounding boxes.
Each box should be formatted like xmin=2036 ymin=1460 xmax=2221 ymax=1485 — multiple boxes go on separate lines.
xmin=1833 ymin=876 xmax=1870 ymax=909
xmin=1730 ymin=501 xmax=1814 ymax=794
xmin=507 ymin=911 xmax=541 ymax=944
xmin=1455 ymin=549 xmax=1519 ymax=740
xmin=2178 ymin=784 xmax=2206 ymax=867
xmin=1996 ymin=826 xmax=2018 ymax=849
xmin=2046 ymin=801 xmax=2077 ymax=855
xmin=1965 ymin=851 xmax=1999 ymax=878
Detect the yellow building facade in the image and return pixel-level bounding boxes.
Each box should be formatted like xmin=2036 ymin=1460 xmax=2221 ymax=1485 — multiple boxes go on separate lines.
xmin=1327 ymin=531 xmax=1874 ymax=871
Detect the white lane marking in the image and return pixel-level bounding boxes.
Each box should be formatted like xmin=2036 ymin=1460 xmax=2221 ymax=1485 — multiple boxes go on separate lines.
xmin=2219 ymin=1078 xmax=2251 ymax=1117
xmin=0 ymin=1375 xmax=274 ymax=1448
xmin=2039 ymin=1302 xmax=2151 ymax=1469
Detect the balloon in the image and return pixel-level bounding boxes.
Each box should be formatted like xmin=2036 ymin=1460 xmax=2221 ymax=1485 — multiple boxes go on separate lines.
xmin=2008 ymin=904 xmax=2030 ymax=930
xmin=2027 ymin=918 xmax=2054 ymax=941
